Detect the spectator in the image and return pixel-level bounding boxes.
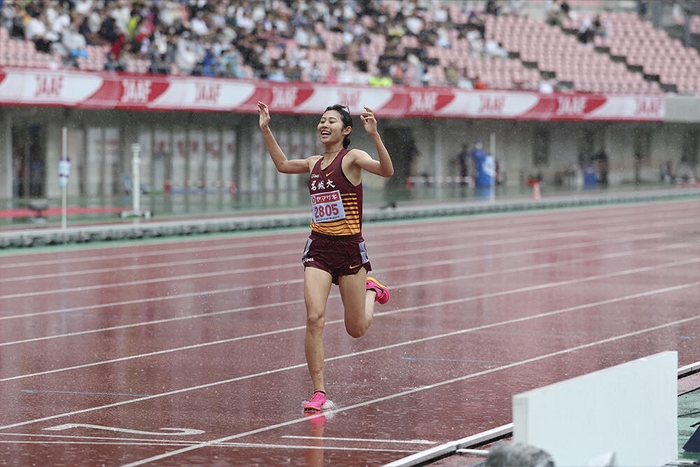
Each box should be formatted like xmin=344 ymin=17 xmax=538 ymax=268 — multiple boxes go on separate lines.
xmin=637 ymin=0 xmax=648 ymax=19
xmin=0 ymin=0 xmax=547 ymax=92
xmin=421 ymin=67 xmax=431 ymax=86
xmin=577 ymin=15 xmax=594 ymax=44
xmin=25 ymin=10 xmax=52 ymax=53
xmin=309 ymin=62 xmax=324 ymax=82
xmin=218 ymin=48 xmax=244 ymax=78
xmin=294 ymin=24 xmax=323 ymax=49
xmin=175 ymin=32 xmax=199 ymax=75
xmin=47 ymin=3 xmax=71 ymax=38
xmin=484 ymin=39 xmax=507 ymax=58
xmin=455 ymin=143 xmax=470 ymax=185
xmin=62 ymin=22 xmax=89 ymax=63
xmin=388 ymin=61 xmax=404 ymax=85
xmin=104 ymin=50 xmax=125 ymax=71
xmin=197 ymin=45 xmax=219 ymax=77
xmin=108 ymin=31 xmax=128 ymax=63
xmin=486 ymin=0 xmax=502 ymax=16
xmin=78 ymin=14 xmax=102 ymax=46
xmin=110 ymin=2 xmax=131 ymax=37
xmin=74 ymin=1 xmax=95 ymax=16
xmin=405 ymin=14 xmax=423 ymax=38
xmin=634 ymin=152 xmax=642 ymax=184
xmin=546 ymin=0 xmax=565 ymax=26
xmin=324 ymin=65 xmax=338 ymax=84
xmin=433 ymin=4 xmax=448 ymax=24
xmin=369 ymin=68 xmax=393 ymax=87
xmin=267 ymin=63 xmax=288 ymax=82
xmin=435 ymin=24 xmax=451 ymax=48
xmin=559 ymin=0 xmax=572 ymax=21
xmin=98 ymin=14 xmax=120 ymax=44
xmin=190 ymin=10 xmax=210 ymax=37
xmin=457 ymin=68 xmax=474 ymax=89
xmin=129 ymin=19 xmax=152 ymax=56
xmin=660 ymin=160 xmax=674 ymax=184
xmin=594 ymin=145 xmax=610 ymax=187
xmin=467 ymin=10 xmax=486 ymax=40
xmin=473 ymin=74 xmax=488 ymax=90
xmin=145 ymin=26 xmax=170 ymax=70
xmin=673 ymin=2 xmax=684 ymax=25
xmin=592 ymin=14 xmax=608 ymax=39
xmin=445 ymin=61 xmax=459 ymax=87
xmin=539 ymin=78 xmax=555 ymax=93
xmin=5 ymin=3 xmax=29 ymax=39
xmin=404 ymin=54 xmax=426 ymax=87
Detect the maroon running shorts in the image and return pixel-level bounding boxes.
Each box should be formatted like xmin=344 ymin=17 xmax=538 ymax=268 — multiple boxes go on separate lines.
xmin=302 ymin=232 xmax=372 ymax=284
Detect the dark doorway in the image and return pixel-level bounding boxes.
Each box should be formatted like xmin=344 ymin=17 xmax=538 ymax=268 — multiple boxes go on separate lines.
xmin=381 ymin=126 xmax=417 ymax=188
xmin=12 ymin=123 xmax=46 ymax=199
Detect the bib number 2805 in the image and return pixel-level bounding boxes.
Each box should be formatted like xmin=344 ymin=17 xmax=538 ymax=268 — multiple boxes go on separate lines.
xmin=311 ymin=190 xmax=346 ymax=223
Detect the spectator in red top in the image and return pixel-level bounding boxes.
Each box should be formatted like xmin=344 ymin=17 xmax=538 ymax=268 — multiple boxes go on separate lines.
xmin=473 ymin=74 xmax=488 ymax=90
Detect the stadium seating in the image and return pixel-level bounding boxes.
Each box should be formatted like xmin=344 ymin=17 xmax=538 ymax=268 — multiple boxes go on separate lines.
xmin=493 ymin=13 xmax=662 ymax=94
xmin=563 ymin=12 xmax=700 ymax=95
xmin=0 ymin=1 xmax=697 ymax=95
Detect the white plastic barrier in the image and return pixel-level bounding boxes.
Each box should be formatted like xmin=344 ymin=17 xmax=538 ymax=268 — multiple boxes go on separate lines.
xmin=513 ymin=351 xmax=678 ymax=466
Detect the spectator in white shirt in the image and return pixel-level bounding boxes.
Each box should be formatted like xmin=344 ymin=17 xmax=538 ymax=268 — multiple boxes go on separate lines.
xmin=26 ymin=11 xmax=53 ymax=53
xmin=63 ymin=23 xmax=88 ymax=59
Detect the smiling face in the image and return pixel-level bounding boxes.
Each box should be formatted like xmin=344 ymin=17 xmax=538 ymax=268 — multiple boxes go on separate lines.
xmin=318 ymin=110 xmax=352 ymax=148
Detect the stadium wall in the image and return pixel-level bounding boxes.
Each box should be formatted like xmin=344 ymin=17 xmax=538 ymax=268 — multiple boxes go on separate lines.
xmin=1 ymin=75 xmax=698 ymax=202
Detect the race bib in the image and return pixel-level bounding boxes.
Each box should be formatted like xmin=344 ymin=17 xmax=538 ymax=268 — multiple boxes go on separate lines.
xmin=311 ymin=190 xmax=346 ymax=223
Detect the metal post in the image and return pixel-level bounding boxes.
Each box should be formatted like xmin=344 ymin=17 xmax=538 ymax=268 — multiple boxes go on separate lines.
xmin=60 ymin=127 xmax=69 ymax=230
xmin=119 ymin=142 xmax=150 ymax=219
xmin=490 ymin=132 xmax=496 ymax=203
xmin=131 ymin=143 xmax=141 ymax=214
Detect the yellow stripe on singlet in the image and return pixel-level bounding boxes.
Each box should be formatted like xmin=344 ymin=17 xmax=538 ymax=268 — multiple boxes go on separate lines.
xmin=310 ymin=194 xmax=361 ymax=236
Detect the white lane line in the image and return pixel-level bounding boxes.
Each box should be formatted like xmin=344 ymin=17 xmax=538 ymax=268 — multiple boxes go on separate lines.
xmin=0 ymin=297 xmax=303 ymax=352
xmin=0 ymin=438 xmax=415 ymax=453
xmin=0 ymin=253 xmax=697 ymax=385
xmin=0 ymin=229 xmax=687 ymax=321
xmin=0 ymin=222 xmax=688 ymax=304
xmin=0 ymin=243 xmax=695 ymax=354
xmin=1 ymin=204 xmax=695 ymax=286
xmin=1 ymin=210 xmax=693 ymax=286
xmin=0 ymin=236 xmax=301 ymax=269
xmin=1 ymin=431 xmax=435 ymax=447
xmin=118 ymin=309 xmax=700 ymax=467
xmin=280 ymin=435 xmax=437 ymax=445
xmin=43 ymin=424 xmax=204 ymax=436
xmin=0 ymin=281 xmax=695 ymax=433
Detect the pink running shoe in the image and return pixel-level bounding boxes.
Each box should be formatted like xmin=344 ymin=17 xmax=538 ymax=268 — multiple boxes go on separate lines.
xmin=303 ymin=391 xmax=327 ymax=411
xmin=366 ymin=277 xmax=390 ymax=304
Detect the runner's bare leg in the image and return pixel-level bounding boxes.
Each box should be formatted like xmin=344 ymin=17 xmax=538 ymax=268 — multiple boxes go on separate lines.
xmin=339 ymin=269 xmax=374 ymax=338
xmin=304 ymin=267 xmax=333 ymax=393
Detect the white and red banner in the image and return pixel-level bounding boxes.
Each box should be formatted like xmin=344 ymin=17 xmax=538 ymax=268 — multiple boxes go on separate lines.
xmin=0 ymin=67 xmax=666 ymax=122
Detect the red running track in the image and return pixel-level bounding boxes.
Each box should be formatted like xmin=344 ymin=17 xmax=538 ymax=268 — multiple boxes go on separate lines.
xmin=1 ymin=199 xmax=699 ymax=467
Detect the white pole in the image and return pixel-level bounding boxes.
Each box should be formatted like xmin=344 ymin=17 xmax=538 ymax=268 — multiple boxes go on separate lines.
xmin=490 ymin=132 xmax=496 ymax=203
xmin=131 ymin=143 xmax=141 ymax=214
xmin=61 ymin=127 xmax=67 ymax=230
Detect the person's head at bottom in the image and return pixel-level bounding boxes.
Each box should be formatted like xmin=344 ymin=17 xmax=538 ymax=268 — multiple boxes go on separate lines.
xmin=483 ymin=441 xmax=555 ymax=467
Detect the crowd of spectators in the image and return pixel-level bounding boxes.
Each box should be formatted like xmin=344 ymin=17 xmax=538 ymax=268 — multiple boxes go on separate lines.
xmin=0 ymin=0 xmax=537 ymax=89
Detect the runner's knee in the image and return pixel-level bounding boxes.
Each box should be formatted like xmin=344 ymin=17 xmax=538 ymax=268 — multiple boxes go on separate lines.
xmin=345 ymin=320 xmax=368 ymax=338
xmin=306 ymin=311 xmax=325 ymax=332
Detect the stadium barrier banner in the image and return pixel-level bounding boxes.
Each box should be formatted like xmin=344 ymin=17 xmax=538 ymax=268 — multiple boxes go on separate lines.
xmin=0 ymin=67 xmax=665 ymax=122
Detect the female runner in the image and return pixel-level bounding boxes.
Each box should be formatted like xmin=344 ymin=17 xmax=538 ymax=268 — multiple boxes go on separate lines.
xmin=257 ymin=101 xmax=394 ymax=411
